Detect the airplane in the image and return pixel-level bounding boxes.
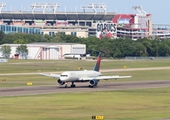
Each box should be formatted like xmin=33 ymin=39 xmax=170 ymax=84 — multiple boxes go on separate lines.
xmin=63 ymin=50 xmax=92 ymax=60
xmin=63 ymin=53 xmax=87 ymax=60
xmin=39 ymin=52 xmax=131 ymax=88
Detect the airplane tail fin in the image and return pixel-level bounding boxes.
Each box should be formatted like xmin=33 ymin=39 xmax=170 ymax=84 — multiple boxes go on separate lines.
xmin=93 ymin=52 xmax=101 ymax=71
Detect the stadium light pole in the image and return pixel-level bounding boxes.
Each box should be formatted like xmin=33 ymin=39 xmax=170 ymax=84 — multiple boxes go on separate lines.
xmin=80 ymin=3 xmax=107 ymax=13
xmin=30 ymin=3 xmax=60 ymax=13
xmin=65 ymin=6 xmax=66 ymax=13
xmin=0 ymin=3 xmax=6 ymax=13
xmin=132 ymin=6 xmax=147 ymax=16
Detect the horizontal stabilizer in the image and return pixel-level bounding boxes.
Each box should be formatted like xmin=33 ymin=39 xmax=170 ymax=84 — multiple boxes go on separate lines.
xmin=39 ymin=73 xmax=60 ymax=78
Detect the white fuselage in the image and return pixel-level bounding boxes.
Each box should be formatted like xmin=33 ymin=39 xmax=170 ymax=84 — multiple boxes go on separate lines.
xmin=63 ymin=54 xmax=82 ymax=59
xmin=60 ymin=70 xmax=101 ymax=82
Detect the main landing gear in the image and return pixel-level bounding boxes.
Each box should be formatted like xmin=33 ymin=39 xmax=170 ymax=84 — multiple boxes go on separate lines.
xmin=64 ymin=82 xmax=76 ymax=88
xmin=71 ymin=82 xmax=76 ymax=88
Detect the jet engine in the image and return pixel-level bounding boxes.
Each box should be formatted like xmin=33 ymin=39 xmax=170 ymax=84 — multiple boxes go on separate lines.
xmin=57 ymin=79 xmax=65 ymax=85
xmin=89 ymin=79 xmax=99 ymax=87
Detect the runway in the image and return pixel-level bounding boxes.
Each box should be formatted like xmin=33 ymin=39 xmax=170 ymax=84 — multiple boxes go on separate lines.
xmin=0 ymin=80 xmax=170 ymax=97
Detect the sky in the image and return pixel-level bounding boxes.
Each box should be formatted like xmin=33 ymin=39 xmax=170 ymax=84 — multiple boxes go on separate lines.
xmin=2 ymin=0 xmax=170 ymax=24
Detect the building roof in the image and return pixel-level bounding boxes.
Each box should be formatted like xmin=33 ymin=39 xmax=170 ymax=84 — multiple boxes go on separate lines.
xmin=0 ymin=11 xmax=115 ymax=21
xmin=0 ymin=43 xmax=86 ymax=47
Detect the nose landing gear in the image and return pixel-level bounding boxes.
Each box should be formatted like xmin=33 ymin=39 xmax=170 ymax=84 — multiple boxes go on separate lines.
xmin=64 ymin=82 xmax=68 ymax=88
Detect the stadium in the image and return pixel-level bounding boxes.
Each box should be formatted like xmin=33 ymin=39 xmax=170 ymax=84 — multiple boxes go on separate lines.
xmin=0 ymin=2 xmax=169 ymax=40
xmin=0 ymin=3 xmax=170 ymax=59
xmin=0 ymin=3 xmax=116 ymax=38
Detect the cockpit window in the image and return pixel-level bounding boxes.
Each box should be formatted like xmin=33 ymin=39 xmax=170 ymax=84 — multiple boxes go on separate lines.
xmin=61 ymin=75 xmax=68 ymax=77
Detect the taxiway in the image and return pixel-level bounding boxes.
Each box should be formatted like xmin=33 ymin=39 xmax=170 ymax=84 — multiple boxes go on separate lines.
xmin=0 ymin=80 xmax=170 ymax=97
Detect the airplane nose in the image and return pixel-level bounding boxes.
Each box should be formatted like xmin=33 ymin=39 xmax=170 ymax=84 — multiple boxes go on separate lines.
xmin=60 ymin=77 xmax=67 ymax=81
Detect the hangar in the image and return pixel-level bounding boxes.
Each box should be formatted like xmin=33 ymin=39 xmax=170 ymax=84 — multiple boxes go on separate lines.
xmin=0 ymin=43 xmax=86 ymax=60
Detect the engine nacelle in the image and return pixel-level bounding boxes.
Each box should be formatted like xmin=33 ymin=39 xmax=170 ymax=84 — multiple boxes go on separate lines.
xmin=89 ymin=79 xmax=99 ymax=87
xmin=57 ymin=79 xmax=65 ymax=85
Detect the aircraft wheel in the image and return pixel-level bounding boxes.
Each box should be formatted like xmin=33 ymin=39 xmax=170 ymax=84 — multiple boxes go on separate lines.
xmin=71 ymin=84 xmax=76 ymax=88
xmin=65 ymin=84 xmax=68 ymax=88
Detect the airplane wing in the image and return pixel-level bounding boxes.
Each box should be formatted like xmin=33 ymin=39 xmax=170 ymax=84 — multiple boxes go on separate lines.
xmin=79 ymin=75 xmax=131 ymax=81
xmin=39 ymin=73 xmax=60 ymax=78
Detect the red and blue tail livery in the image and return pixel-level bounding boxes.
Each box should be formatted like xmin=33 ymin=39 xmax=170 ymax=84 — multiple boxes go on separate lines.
xmin=93 ymin=52 xmax=101 ymax=71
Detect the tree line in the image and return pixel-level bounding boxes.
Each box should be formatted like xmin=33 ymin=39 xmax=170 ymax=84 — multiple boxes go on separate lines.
xmin=0 ymin=44 xmax=28 ymax=59
xmin=0 ymin=30 xmax=170 ymax=58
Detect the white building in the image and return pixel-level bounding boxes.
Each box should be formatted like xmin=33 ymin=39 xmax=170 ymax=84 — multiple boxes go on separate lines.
xmin=0 ymin=43 xmax=86 ymax=60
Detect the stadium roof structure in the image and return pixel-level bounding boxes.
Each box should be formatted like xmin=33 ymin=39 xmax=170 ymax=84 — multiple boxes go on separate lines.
xmin=0 ymin=3 xmax=115 ymax=21
xmin=0 ymin=11 xmax=116 ymax=21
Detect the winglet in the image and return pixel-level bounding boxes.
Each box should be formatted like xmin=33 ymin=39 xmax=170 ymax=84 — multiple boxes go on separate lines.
xmin=93 ymin=52 xmax=102 ymax=71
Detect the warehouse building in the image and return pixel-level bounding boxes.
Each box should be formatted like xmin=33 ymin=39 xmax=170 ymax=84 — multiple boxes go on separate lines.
xmin=0 ymin=43 xmax=86 ymax=60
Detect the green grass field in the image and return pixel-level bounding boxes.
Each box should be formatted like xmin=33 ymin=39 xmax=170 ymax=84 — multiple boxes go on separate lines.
xmin=1 ymin=59 xmax=170 ymax=120
xmin=0 ymin=59 xmax=170 ymax=73
xmin=1 ymin=88 xmax=170 ymax=120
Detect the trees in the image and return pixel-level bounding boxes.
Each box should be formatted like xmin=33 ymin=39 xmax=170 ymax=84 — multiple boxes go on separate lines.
xmin=16 ymin=44 xmax=28 ymax=59
xmin=13 ymin=39 xmax=26 ymax=44
xmin=0 ymin=45 xmax=11 ymax=58
xmin=0 ymin=31 xmax=5 ymax=44
xmin=1 ymin=31 xmax=170 ymax=58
